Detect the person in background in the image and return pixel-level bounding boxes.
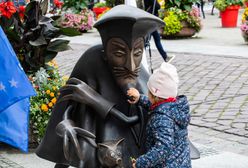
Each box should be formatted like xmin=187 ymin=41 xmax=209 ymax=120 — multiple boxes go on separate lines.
xmin=144 ymin=0 xmax=175 ymax=62
xmin=127 ymin=62 xmax=191 ymax=168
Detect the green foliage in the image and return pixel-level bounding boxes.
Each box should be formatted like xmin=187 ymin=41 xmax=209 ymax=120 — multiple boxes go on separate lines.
xmin=214 ymin=0 xmax=244 ymax=11
xmin=105 ymin=0 xmax=124 ymax=7
xmin=0 ymin=0 xmax=81 ymax=74
xmin=62 ymin=0 xmax=89 ymax=14
xmin=163 ymin=11 xmax=182 ymax=35
xmin=29 ymin=64 xmax=67 ymax=143
xmin=161 ymin=7 xmax=202 ymax=36
xmin=94 ymin=2 xmax=107 ymax=7
xmin=164 ymin=0 xmax=199 ymax=11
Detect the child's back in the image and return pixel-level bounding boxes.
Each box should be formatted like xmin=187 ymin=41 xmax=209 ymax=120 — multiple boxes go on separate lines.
xmin=136 ymin=94 xmax=191 ymax=168
xmin=128 ymin=62 xmax=191 ymax=168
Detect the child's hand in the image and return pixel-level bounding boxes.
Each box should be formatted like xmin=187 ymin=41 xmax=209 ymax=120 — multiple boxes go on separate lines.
xmin=127 ymin=88 xmax=140 ymax=104
xmin=130 ymin=157 xmax=136 ymax=168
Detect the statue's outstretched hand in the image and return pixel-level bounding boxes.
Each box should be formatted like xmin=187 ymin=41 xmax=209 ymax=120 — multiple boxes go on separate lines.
xmin=58 ymin=77 xmax=115 ymax=119
xmin=55 ymin=105 xmax=97 ymax=161
xmin=58 ymin=77 xmax=139 ymax=124
xmin=59 ymin=78 xmax=102 ymax=106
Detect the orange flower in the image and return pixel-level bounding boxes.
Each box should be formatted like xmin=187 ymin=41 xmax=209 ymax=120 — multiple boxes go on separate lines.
xmin=41 ymin=104 xmax=48 ymax=112
xmin=48 ymin=102 xmax=53 ymax=108
xmin=0 ymin=2 xmax=16 ymax=19
xmin=50 ymin=92 xmax=55 ymax=97
xmin=51 ymin=98 xmax=57 ymax=104
xmin=46 ymin=90 xmax=51 ymax=94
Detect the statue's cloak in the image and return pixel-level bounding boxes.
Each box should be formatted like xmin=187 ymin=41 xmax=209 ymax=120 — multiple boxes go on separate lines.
xmin=36 ymin=45 xmax=149 ymax=167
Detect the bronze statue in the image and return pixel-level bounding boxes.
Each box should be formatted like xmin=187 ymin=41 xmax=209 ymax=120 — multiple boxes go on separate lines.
xmin=36 ymin=5 xmax=164 ymax=168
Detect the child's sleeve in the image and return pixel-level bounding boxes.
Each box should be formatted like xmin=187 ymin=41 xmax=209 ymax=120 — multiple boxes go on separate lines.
xmin=135 ymin=116 xmax=174 ymax=168
xmin=137 ymin=94 xmax=151 ymax=111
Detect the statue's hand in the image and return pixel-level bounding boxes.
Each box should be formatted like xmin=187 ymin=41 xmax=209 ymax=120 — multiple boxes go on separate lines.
xmin=56 ymin=106 xmax=97 ymax=161
xmin=58 ymin=78 xmax=115 ymax=119
xmin=59 ymin=78 xmax=100 ymax=105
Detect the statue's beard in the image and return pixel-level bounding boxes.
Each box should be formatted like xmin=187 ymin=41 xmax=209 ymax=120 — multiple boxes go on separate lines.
xmin=112 ymin=66 xmax=141 ymax=94
xmin=112 ymin=66 xmax=140 ymax=79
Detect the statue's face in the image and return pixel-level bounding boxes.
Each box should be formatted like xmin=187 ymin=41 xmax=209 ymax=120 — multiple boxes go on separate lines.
xmin=106 ymin=37 xmax=144 ymax=92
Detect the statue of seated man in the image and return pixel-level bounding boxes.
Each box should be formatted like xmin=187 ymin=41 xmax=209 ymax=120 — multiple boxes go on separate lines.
xmin=36 ymin=5 xmax=164 ymax=168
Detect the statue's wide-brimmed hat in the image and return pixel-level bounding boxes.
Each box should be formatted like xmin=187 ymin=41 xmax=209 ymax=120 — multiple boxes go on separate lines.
xmin=94 ymin=5 xmax=164 ymax=48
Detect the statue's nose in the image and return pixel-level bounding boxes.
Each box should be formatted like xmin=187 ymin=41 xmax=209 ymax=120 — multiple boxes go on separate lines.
xmin=125 ymin=54 xmax=136 ymax=72
xmin=116 ymin=158 xmax=122 ymax=165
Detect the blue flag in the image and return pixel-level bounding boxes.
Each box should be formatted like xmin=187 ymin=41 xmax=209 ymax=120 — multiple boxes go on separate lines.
xmin=0 ymin=26 xmax=36 ymax=112
xmin=0 ymin=26 xmax=36 ymax=152
xmin=0 ymin=98 xmax=30 ymax=152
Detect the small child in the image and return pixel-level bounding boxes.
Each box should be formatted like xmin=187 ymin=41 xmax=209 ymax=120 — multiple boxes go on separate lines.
xmin=127 ymin=62 xmax=191 ymax=168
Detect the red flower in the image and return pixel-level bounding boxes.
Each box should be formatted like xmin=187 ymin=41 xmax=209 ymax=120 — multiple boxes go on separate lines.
xmin=18 ymin=6 xmax=25 ymax=19
xmin=0 ymin=1 xmax=16 ymax=19
xmin=54 ymin=0 xmax=63 ymax=9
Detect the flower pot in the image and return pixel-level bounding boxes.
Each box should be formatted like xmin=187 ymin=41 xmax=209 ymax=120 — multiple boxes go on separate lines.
xmin=220 ymin=5 xmax=240 ymax=28
xmin=161 ymin=21 xmax=197 ymax=39
xmin=241 ymin=32 xmax=248 ymax=43
xmin=93 ymin=7 xmax=108 ymax=18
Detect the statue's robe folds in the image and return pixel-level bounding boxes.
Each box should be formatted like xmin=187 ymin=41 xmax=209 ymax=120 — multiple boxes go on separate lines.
xmin=36 ymin=45 xmax=149 ymax=167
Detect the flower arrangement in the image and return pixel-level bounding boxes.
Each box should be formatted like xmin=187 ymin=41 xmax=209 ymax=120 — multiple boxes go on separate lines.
xmin=0 ymin=0 xmax=81 ymax=73
xmin=241 ymin=7 xmax=248 ymax=42
xmin=29 ymin=61 xmax=68 ymax=143
xmin=214 ymin=0 xmax=243 ymax=11
xmin=160 ymin=7 xmax=202 ymax=36
xmin=60 ymin=8 xmax=94 ymax=32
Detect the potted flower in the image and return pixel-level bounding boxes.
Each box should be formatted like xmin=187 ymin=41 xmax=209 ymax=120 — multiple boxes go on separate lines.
xmin=159 ymin=7 xmax=202 ymax=39
xmin=93 ymin=2 xmax=109 ymax=19
xmin=0 ymin=0 xmax=81 ymax=73
xmin=240 ymin=7 xmax=248 ymax=43
xmin=60 ymin=8 xmax=94 ymax=32
xmin=214 ymin=0 xmax=243 ymax=27
xmin=29 ymin=65 xmax=67 ymax=144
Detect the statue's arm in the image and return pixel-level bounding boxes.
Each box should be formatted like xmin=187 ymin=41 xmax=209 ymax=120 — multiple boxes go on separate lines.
xmin=59 ymin=77 xmax=139 ymax=125
xmin=55 ymin=104 xmax=97 ymax=161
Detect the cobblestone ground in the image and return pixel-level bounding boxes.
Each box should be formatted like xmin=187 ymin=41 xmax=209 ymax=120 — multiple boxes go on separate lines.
xmin=55 ymin=44 xmax=248 ymax=155
xmin=0 ymin=155 xmax=23 ymax=168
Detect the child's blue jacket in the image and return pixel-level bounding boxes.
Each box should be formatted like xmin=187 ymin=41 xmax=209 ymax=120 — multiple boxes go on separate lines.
xmin=136 ymin=95 xmax=191 ymax=168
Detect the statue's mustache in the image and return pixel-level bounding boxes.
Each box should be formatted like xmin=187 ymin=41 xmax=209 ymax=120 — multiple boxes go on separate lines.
xmin=112 ymin=67 xmax=140 ymax=79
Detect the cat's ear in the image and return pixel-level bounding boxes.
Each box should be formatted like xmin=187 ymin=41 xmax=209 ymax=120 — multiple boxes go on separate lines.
xmin=98 ymin=143 xmax=109 ymax=148
xmin=116 ymin=138 xmax=124 ymax=146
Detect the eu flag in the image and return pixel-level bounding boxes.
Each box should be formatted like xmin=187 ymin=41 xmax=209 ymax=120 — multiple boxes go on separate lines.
xmin=0 ymin=26 xmax=36 ymax=152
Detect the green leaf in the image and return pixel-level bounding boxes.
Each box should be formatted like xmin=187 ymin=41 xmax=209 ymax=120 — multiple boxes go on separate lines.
xmin=183 ymin=5 xmax=192 ymax=11
xmin=39 ymin=16 xmax=53 ymax=25
xmin=47 ymin=39 xmax=71 ymax=52
xmin=29 ymin=35 xmax=47 ymax=46
xmin=0 ymin=17 xmax=14 ymax=30
xmin=5 ymin=29 xmax=20 ymax=43
xmin=44 ymin=51 xmax=58 ymax=63
xmin=174 ymin=0 xmax=181 ymax=7
xmin=59 ymin=27 xmax=82 ymax=36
